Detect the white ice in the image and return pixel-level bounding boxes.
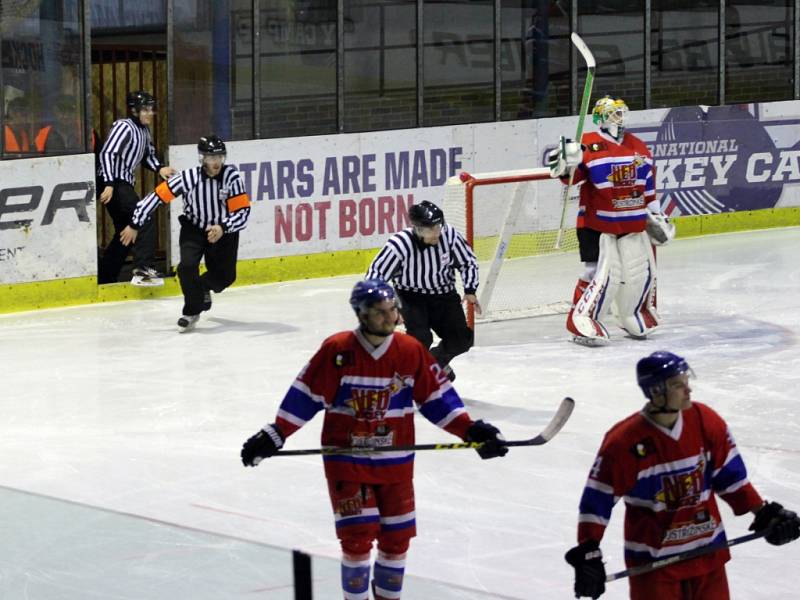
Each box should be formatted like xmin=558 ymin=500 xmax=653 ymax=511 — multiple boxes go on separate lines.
xmin=1 ymin=227 xmax=799 ymax=599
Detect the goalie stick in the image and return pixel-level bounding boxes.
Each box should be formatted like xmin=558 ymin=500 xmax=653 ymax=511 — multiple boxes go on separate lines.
xmin=554 ymin=32 xmax=596 ymax=250
xmin=605 ymin=529 xmax=768 ymax=582
xmin=274 ymin=397 xmax=574 ymax=457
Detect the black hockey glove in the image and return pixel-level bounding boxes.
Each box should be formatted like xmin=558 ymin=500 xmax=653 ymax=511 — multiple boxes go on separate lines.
xmin=241 ymin=423 xmax=285 ymax=466
xmin=749 ymin=501 xmax=800 ymax=546
xmin=465 ymin=420 xmax=508 ymax=459
xmin=565 ymin=540 xmax=606 ymax=599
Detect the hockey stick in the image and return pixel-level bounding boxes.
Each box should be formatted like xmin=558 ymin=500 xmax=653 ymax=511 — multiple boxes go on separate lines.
xmin=274 ymin=397 xmax=574 ymax=457
xmin=605 ymin=529 xmax=768 ymax=582
xmin=554 ymin=32 xmax=596 ymax=250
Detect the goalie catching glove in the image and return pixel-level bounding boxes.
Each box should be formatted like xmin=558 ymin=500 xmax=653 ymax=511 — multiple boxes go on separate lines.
xmin=241 ymin=423 xmax=285 ymax=466
xmin=547 ymin=136 xmax=583 ymax=178
xmin=645 ymin=211 xmax=675 ymax=246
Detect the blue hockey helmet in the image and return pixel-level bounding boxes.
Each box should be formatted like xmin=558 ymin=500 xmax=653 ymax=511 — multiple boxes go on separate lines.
xmin=350 ymin=279 xmax=396 ymax=314
xmin=636 ymin=351 xmax=691 ymax=399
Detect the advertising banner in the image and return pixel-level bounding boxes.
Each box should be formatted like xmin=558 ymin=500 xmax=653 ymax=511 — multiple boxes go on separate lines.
xmin=0 ymin=154 xmax=96 ymax=284
xmin=168 ymin=121 xmax=542 ymax=265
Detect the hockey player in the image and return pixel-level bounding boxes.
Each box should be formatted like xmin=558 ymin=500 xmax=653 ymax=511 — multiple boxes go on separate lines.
xmin=547 ymin=96 xmax=674 ymax=346
xmin=566 ymin=351 xmax=800 ymax=599
xmin=120 ymin=135 xmax=250 ymax=332
xmin=366 ymin=201 xmax=479 ymax=381
xmin=240 ymin=279 xmax=507 ymax=600
xmin=98 ymin=90 xmax=176 ymax=286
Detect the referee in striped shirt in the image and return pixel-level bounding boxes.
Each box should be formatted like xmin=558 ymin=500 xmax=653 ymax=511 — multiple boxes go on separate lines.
xmin=97 ymin=90 xmax=175 ymax=285
xmin=366 ymin=201 xmax=480 ymax=381
xmin=120 ymin=135 xmax=251 ymax=332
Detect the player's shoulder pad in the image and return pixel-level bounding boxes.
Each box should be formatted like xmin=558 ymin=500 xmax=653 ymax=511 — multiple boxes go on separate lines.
xmin=626 ymin=133 xmax=653 ymax=157
xmin=601 ymin=411 xmax=648 ymax=452
xmin=691 ymin=401 xmax=726 ymax=427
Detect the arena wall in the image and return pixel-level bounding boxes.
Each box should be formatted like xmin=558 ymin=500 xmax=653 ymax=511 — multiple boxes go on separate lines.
xmin=2 ymin=101 xmax=799 ymax=314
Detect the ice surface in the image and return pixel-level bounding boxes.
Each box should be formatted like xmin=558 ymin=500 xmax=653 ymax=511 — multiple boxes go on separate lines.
xmin=1 ymin=227 xmax=798 ymax=598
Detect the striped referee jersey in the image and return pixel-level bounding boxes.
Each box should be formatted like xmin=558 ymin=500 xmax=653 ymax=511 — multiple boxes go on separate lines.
xmin=131 ymin=165 xmax=250 ymax=233
xmin=366 ymin=224 xmax=478 ymax=295
xmin=99 ymin=118 xmax=162 ymax=186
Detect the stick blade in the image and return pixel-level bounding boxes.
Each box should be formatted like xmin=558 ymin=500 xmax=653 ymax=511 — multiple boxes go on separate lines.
xmin=570 ymin=32 xmax=596 ymax=69
xmin=539 ymin=396 xmax=575 ymax=441
xmin=516 ymin=397 xmax=575 ymax=446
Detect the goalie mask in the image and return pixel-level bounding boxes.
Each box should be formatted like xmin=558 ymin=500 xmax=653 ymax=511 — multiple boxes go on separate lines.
xmin=592 ymin=96 xmax=628 ymax=141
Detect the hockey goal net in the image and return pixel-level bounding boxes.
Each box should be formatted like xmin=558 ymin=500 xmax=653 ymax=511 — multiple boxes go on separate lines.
xmin=442 ymin=168 xmax=580 ymax=327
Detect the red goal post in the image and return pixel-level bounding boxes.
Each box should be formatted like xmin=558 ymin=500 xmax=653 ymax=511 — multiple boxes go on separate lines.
xmin=442 ymin=168 xmax=581 ymax=328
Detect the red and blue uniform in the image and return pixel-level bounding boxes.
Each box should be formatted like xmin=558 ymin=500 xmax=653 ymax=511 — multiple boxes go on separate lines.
xmin=576 ymin=402 xmax=763 ymax=593
xmin=572 ymin=130 xmax=656 ymax=235
xmin=275 ymin=328 xmax=472 ymax=484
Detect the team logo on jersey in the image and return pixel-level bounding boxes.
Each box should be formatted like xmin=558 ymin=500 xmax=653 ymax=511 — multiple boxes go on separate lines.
xmin=347 ymin=373 xmax=411 ymax=447
xmin=655 ymin=451 xmax=707 ymax=510
xmin=334 ymin=351 xmax=355 ymax=367
xmin=588 ymin=142 xmax=606 ymax=152
xmin=630 ymin=437 xmax=656 ymax=458
xmin=606 ymin=154 xmax=645 ymax=187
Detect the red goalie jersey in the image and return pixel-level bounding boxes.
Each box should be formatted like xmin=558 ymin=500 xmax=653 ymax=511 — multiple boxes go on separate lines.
xmin=274 ymin=329 xmax=472 ymax=484
xmin=572 ymin=130 xmax=657 ymax=235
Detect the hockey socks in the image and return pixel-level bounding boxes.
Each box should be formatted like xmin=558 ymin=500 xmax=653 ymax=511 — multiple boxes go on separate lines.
xmin=372 ymin=551 xmax=406 ymax=600
xmin=341 ymin=554 xmax=371 ymax=600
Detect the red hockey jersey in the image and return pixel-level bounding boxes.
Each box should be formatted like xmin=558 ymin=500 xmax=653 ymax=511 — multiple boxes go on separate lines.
xmin=275 ymin=329 xmax=472 ymax=484
xmin=572 ymin=130 xmax=657 ymax=235
xmin=577 ymin=402 xmax=763 ymax=580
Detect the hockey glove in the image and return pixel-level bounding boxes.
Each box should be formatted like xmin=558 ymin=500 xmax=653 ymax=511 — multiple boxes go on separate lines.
xmin=645 ymin=212 xmax=676 ymax=246
xmin=565 ymin=540 xmax=606 ymax=599
xmin=465 ymin=420 xmax=508 ymax=459
xmin=241 ymin=423 xmax=285 ymax=466
xmin=749 ymin=501 xmax=800 ymax=545
xmin=546 ymin=136 xmax=582 ymax=178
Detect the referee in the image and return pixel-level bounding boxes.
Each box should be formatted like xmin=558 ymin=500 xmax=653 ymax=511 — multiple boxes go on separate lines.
xmin=97 ymin=90 xmax=175 ymax=286
xmin=120 ymin=135 xmax=251 ymax=332
xmin=366 ymin=201 xmax=480 ymax=381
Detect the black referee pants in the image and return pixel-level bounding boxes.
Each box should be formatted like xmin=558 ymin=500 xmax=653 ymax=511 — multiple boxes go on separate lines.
xmin=397 ymin=290 xmax=474 ymax=367
xmin=177 ymin=216 xmax=239 ymax=316
xmin=97 ymin=181 xmax=157 ymax=283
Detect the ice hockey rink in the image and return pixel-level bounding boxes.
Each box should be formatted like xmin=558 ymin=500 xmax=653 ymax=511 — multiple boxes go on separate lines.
xmin=1 ymin=226 xmax=799 ymax=599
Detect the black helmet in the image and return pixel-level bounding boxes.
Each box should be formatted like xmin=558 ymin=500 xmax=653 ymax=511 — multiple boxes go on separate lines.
xmin=408 ymin=201 xmax=444 ymax=227
xmin=126 ymin=90 xmax=156 ymax=111
xmin=198 ymin=134 xmax=226 ymax=156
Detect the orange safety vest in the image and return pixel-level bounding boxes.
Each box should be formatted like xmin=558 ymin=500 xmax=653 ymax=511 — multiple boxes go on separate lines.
xmin=4 ymin=125 xmax=31 ymax=152
xmin=35 ymin=125 xmax=52 ymax=153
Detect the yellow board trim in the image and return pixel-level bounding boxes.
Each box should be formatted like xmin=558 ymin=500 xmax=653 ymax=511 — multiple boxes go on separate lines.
xmin=1 ymin=207 xmax=799 ymax=315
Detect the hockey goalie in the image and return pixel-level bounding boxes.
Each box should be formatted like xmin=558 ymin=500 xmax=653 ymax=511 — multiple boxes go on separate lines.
xmin=547 ymin=96 xmax=675 ymax=346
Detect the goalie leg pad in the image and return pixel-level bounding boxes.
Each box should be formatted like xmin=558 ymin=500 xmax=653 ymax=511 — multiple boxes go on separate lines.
xmin=568 ymin=234 xmax=620 ymax=343
xmin=614 ymin=232 xmax=657 ymax=338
